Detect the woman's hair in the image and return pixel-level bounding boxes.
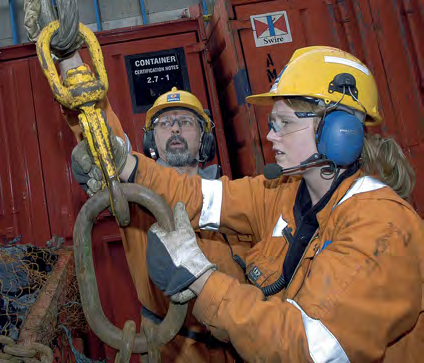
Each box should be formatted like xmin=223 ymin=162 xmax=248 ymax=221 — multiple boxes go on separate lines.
xmin=361 ymin=134 xmax=415 ymax=199
xmin=282 ymin=97 xmax=416 ymax=199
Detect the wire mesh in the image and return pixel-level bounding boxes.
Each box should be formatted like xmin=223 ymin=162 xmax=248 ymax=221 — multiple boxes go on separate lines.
xmin=0 ymin=241 xmax=88 ymax=348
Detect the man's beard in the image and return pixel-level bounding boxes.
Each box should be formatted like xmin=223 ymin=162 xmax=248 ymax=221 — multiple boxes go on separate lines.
xmin=165 ymin=135 xmax=198 ymax=167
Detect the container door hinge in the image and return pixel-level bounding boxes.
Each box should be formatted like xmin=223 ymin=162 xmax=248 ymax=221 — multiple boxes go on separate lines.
xmin=230 ymin=19 xmax=251 ymax=31
xmin=185 ymin=42 xmax=207 ymax=54
xmin=333 ymin=0 xmax=351 ymax=24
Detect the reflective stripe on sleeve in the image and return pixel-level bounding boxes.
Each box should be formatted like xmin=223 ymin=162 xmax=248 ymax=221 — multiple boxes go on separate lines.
xmin=287 ymin=299 xmax=350 ymax=363
xmin=199 ymin=179 xmax=223 ymax=231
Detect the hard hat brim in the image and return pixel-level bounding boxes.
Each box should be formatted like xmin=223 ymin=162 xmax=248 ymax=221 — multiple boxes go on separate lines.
xmin=246 ymin=92 xmax=278 ymax=106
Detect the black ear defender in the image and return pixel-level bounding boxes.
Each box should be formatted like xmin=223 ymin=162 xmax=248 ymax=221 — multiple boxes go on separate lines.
xmin=198 ymin=109 xmax=216 ymax=163
xmin=198 ymin=132 xmax=216 ymax=163
xmin=142 ymin=129 xmax=159 ymax=160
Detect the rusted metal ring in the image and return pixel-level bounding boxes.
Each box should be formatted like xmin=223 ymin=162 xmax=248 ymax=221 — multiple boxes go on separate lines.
xmin=22 ymin=358 xmax=43 ymax=363
xmin=114 ymin=320 xmax=136 ymax=363
xmin=73 ymin=183 xmax=188 ymax=354
xmin=29 ymin=343 xmax=53 ymax=363
xmin=0 ymin=337 xmax=15 ymax=346
xmin=3 ymin=346 xmax=36 ymax=358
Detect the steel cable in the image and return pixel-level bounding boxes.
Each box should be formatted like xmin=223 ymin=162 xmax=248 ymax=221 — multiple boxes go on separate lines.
xmin=24 ymin=0 xmax=41 ymax=42
xmin=50 ymin=0 xmax=80 ymax=54
xmin=24 ymin=0 xmax=82 ymax=58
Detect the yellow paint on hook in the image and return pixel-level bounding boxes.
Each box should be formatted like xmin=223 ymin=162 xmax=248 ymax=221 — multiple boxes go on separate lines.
xmin=36 ymin=20 xmax=129 ymax=227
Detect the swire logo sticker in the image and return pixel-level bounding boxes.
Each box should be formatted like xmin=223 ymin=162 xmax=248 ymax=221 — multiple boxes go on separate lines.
xmin=167 ymin=93 xmax=180 ymax=102
xmin=250 ymin=11 xmax=292 ymax=48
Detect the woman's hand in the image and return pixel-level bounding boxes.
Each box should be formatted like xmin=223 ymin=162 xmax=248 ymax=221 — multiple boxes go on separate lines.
xmin=147 ymin=202 xmax=217 ymax=302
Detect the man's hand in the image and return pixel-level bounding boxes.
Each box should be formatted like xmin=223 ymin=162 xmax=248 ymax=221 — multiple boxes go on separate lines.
xmin=147 ymin=202 xmax=217 ymax=299
xmin=71 ymin=135 xmax=133 ymax=196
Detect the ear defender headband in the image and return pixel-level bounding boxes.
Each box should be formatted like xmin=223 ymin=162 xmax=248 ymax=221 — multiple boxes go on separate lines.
xmin=142 ymin=108 xmax=216 ymax=163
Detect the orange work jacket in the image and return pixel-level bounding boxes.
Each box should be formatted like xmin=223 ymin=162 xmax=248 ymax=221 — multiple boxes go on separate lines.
xmin=132 ymin=152 xmax=424 ymax=363
xmin=63 ymin=100 xmax=251 ymax=362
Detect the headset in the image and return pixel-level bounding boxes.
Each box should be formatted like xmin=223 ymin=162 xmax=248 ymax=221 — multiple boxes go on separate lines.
xmin=143 ymin=109 xmax=216 ymax=163
xmin=265 ymin=74 xmax=365 ymax=179
xmin=316 ymin=73 xmax=365 ymax=167
xmin=315 ymin=109 xmax=364 ymax=167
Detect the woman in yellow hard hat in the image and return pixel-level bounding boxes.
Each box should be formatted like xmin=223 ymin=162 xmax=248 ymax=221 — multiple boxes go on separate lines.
xmin=122 ymin=46 xmax=424 ymax=362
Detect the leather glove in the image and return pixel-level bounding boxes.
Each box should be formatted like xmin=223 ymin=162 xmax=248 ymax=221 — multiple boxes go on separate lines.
xmin=71 ymin=135 xmax=128 ymax=197
xmin=147 ymin=202 xmax=217 ymax=299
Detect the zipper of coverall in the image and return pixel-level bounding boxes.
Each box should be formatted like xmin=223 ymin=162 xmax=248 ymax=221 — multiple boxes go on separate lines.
xmin=285 ymin=228 xmax=320 ymax=290
xmin=283 ymin=167 xmax=364 ymax=291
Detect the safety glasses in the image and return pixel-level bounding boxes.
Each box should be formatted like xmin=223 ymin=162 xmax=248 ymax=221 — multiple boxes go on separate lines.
xmin=153 ymin=114 xmax=200 ymax=131
xmin=267 ymin=112 xmax=316 ymax=136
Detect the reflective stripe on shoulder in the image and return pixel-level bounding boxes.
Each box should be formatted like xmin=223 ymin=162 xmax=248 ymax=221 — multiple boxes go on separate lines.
xmin=272 ymin=214 xmax=288 ymax=237
xmin=199 ymin=179 xmax=223 ymax=231
xmin=287 ymin=299 xmax=350 ymax=363
xmin=335 ymin=176 xmax=386 ymax=208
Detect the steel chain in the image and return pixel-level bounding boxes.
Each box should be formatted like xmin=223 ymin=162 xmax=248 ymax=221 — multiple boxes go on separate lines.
xmin=0 ymin=336 xmax=53 ymax=363
xmin=114 ymin=321 xmax=136 ymax=363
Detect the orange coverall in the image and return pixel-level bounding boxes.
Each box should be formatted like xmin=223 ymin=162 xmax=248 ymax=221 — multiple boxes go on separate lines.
xmin=63 ymin=100 xmax=251 ymax=362
xmin=130 ymin=152 xmax=424 ymax=363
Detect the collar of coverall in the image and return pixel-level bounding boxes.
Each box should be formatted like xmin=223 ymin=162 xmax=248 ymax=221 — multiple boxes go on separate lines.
xmin=156 ymin=158 xmax=220 ymax=180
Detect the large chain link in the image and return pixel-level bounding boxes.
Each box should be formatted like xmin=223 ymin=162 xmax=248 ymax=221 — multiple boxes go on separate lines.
xmin=114 ymin=321 xmax=136 ymax=363
xmin=0 ymin=336 xmax=53 ymax=363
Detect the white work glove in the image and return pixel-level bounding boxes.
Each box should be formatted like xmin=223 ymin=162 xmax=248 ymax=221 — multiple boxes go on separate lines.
xmin=71 ymin=135 xmax=129 ymax=196
xmin=147 ymin=202 xmax=217 ymax=302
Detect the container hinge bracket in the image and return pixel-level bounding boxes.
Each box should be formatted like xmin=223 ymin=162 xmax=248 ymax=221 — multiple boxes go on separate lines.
xmin=230 ymin=19 xmax=251 ymax=31
xmin=185 ymin=42 xmax=207 ymax=54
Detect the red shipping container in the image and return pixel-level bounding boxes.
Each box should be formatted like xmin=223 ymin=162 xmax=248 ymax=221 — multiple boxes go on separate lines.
xmin=0 ymin=5 xmax=229 ymax=361
xmin=207 ymin=0 xmax=423 ymax=215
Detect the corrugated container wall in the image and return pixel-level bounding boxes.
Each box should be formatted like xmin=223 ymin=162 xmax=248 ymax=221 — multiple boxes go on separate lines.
xmin=0 ymin=5 xmax=228 ymax=360
xmin=207 ymin=0 xmax=424 ymax=216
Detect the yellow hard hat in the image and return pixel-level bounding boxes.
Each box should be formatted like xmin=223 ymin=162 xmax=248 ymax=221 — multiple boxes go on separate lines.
xmin=246 ymin=46 xmax=382 ymax=125
xmin=145 ymin=87 xmax=212 ymax=132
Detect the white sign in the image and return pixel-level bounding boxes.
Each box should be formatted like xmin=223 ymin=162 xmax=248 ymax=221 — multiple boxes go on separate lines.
xmin=250 ymin=11 xmax=292 ymax=48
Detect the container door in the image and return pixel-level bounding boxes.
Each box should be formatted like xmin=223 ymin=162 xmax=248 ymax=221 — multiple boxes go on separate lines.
xmin=361 ymin=0 xmax=423 ymax=215
xmin=0 ymin=59 xmax=51 ymax=246
xmin=233 ymin=0 xmax=423 ymax=215
xmin=207 ymin=0 xmax=265 ymax=178
xmin=235 ymin=0 xmax=350 ymax=165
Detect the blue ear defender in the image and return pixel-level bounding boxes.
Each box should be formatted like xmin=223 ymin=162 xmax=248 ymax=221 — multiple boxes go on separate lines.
xmin=316 ymin=110 xmax=364 ymax=166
